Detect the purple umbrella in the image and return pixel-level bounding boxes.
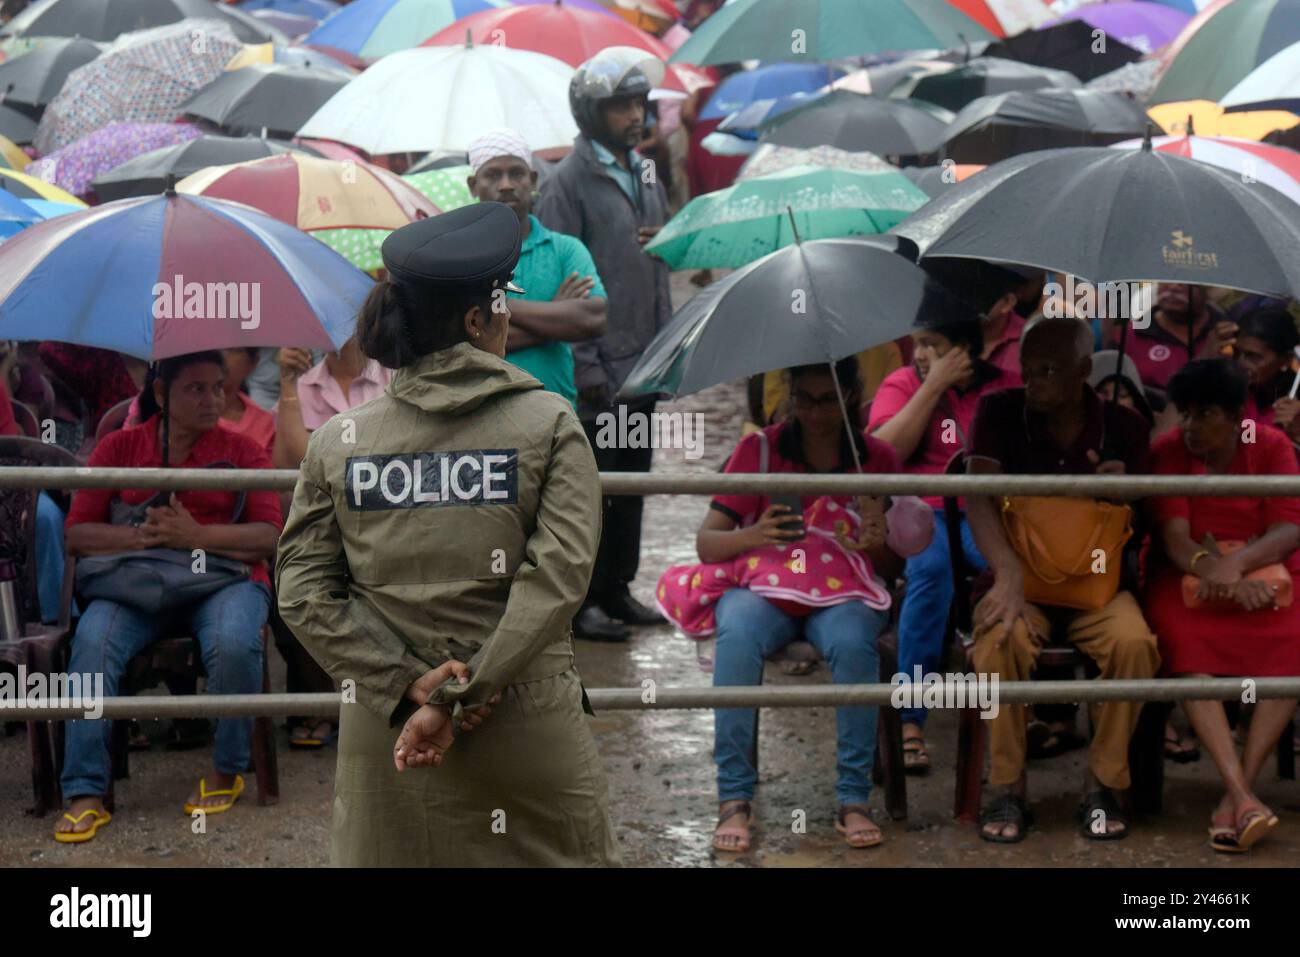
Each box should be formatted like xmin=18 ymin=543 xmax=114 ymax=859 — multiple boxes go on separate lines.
xmin=26 ymin=121 xmax=203 ymax=198
xmin=1047 ymin=1 xmax=1191 ymax=56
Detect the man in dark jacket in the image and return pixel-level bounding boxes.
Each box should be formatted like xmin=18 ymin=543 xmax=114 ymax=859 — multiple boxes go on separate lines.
xmin=536 ymin=47 xmax=673 ymax=642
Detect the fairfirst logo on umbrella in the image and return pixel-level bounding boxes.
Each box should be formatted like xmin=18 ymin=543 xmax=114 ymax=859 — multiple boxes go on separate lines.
xmin=151 ymin=275 xmax=261 ymax=330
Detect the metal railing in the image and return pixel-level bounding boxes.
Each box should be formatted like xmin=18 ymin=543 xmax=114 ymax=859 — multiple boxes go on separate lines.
xmin=4 ymin=678 xmax=1300 ymax=721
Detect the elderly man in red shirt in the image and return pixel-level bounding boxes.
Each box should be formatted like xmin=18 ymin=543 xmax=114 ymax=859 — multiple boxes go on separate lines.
xmin=54 ymin=351 xmax=282 ymax=844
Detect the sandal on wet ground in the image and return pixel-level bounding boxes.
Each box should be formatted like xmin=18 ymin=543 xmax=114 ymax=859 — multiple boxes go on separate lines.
xmin=979 ymin=792 xmax=1031 ymax=843
xmin=1163 ymin=728 xmax=1201 ymax=764
xmin=902 ymin=728 xmax=931 ymax=775
xmin=712 ymin=800 xmax=752 ymax=853
xmin=53 ymin=807 xmax=112 ymax=844
xmin=1026 ymin=721 xmax=1085 ymax=760
xmin=182 ymin=774 xmax=245 ymax=815
xmin=1078 ymin=788 xmax=1130 ymax=841
xmin=835 ymin=804 xmax=882 ymax=849
xmin=1235 ymin=799 xmax=1279 ymax=851
xmin=289 ymin=719 xmax=337 ymax=750
xmin=1209 ymin=806 xmax=1242 ymax=854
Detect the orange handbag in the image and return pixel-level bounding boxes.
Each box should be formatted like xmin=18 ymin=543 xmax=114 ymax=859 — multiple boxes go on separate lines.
xmin=1000 ymin=496 xmax=1134 ymax=612
xmin=1181 ymin=540 xmax=1294 ymax=608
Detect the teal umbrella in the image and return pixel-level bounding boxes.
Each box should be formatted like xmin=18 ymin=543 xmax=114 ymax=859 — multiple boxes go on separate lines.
xmin=645 ymin=163 xmax=929 ymax=270
xmin=668 ymin=0 xmax=994 ymax=67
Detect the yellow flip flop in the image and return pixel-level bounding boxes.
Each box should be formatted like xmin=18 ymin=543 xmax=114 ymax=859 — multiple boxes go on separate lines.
xmin=183 ymin=774 xmax=245 ymax=815
xmin=53 ymin=808 xmax=112 ymax=843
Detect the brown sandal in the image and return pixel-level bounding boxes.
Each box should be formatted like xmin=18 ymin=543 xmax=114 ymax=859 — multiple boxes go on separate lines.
xmin=902 ymin=729 xmax=931 ymax=774
xmin=713 ymin=800 xmax=752 ymax=853
xmin=1235 ymin=799 xmax=1279 ymax=851
xmin=835 ymin=804 xmax=882 ymax=849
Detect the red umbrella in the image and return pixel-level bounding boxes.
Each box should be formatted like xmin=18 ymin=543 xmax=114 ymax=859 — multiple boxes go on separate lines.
xmin=422 ymin=5 xmax=711 ymax=94
xmin=945 ymin=0 xmax=1052 ymax=39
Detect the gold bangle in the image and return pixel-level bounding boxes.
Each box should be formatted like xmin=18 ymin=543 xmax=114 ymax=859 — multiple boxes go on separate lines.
xmin=1190 ymin=549 xmax=1210 ymax=571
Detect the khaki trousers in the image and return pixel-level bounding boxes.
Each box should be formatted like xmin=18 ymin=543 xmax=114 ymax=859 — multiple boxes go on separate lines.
xmin=969 ymin=590 xmax=1160 ymax=790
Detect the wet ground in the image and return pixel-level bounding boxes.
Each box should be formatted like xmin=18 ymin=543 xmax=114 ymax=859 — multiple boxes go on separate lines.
xmin=3 ymin=272 xmax=1299 ymax=867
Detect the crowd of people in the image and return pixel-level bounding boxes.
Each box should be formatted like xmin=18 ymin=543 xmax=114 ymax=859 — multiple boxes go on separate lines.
xmin=0 ymin=0 xmax=1296 ymax=863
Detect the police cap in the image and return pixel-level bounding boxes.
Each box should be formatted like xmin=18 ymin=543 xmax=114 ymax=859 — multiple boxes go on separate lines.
xmin=382 ymin=202 xmax=525 ymax=295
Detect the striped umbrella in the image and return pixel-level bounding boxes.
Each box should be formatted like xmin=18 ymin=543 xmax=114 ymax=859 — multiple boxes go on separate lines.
xmin=34 ymin=20 xmax=245 ymax=155
xmin=0 ymin=168 xmax=86 ymax=204
xmin=0 ymin=188 xmax=59 ymax=239
xmin=1110 ymin=133 xmax=1300 ymax=206
xmin=26 ymin=121 xmax=203 ymax=198
xmin=177 ymin=152 xmax=438 ymax=271
xmin=304 ymin=0 xmax=508 ymax=60
xmin=1221 ymin=39 xmax=1300 ymax=114
xmin=0 ymin=189 xmax=371 ymax=360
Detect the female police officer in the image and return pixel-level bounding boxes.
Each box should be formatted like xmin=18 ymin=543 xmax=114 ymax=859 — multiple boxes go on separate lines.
xmin=275 ymin=202 xmax=620 ymax=866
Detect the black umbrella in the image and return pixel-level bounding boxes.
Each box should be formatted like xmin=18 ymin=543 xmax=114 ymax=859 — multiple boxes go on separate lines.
xmin=893 ymin=139 xmax=1300 ymax=299
xmin=899 ymin=162 xmax=983 ymax=197
xmin=177 ymin=64 xmax=349 ymax=137
xmin=985 ymin=18 xmax=1143 ymax=83
xmin=0 ymin=37 xmax=103 ymax=108
xmin=407 ymin=150 xmax=471 ymax=174
xmin=758 ymin=89 xmax=952 ymax=158
xmin=1 ymin=0 xmax=287 ymax=44
xmin=0 ymin=101 xmax=40 ymax=145
xmin=942 ymin=89 xmax=1149 ymax=165
xmin=893 ymin=56 xmax=1081 ymax=113
xmin=90 ymin=134 xmax=320 ymax=201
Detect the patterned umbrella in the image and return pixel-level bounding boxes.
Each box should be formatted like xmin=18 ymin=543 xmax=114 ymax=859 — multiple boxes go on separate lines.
xmin=0 ymin=168 xmax=86 ymax=204
xmin=177 ymin=152 xmax=439 ymax=271
xmin=0 ymin=190 xmax=372 ymax=360
xmin=34 ymin=20 xmax=245 ymax=155
xmin=26 ymin=121 xmax=204 ymax=198
xmin=403 ymin=166 xmax=475 ymax=212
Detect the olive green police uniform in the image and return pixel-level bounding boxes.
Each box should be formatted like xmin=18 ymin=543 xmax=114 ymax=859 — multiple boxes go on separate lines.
xmin=275 ymin=204 xmax=621 ymax=866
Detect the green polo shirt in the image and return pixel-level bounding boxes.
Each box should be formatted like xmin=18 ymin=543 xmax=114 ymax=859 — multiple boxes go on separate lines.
xmin=507 ymin=214 xmax=607 ymax=405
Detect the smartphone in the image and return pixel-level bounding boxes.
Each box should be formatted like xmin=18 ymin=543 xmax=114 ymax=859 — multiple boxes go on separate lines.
xmin=769 ymin=493 xmax=805 ymax=539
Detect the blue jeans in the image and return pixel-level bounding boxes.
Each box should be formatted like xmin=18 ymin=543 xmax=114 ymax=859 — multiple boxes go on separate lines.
xmin=712 ymin=587 xmax=886 ymax=806
xmin=60 ymin=581 xmax=270 ymax=800
xmin=35 ymin=491 xmax=67 ymax=624
xmin=897 ymin=509 xmax=987 ymax=728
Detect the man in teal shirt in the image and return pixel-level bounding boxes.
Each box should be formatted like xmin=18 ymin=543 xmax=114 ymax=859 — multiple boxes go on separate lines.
xmin=466 ymin=128 xmax=607 ymax=404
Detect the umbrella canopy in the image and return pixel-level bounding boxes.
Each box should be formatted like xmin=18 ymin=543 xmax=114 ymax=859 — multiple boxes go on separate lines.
xmin=829 ymin=59 xmax=955 ymax=96
xmin=90 ymin=133 xmax=313 ymax=201
xmin=899 ymin=161 xmax=986 ymax=196
xmin=237 ymin=0 xmax=340 ymax=18
xmin=406 ymin=150 xmax=469 ymax=173
xmin=892 ymin=142 xmax=1300 ymax=297
xmin=1221 ymin=39 xmax=1300 ymax=114
xmin=594 ymin=0 xmax=678 ymax=35
xmin=0 ymin=190 xmax=372 ymax=360
xmin=668 ymin=0 xmax=995 ymax=67
xmin=421 ymin=5 xmax=710 ymax=95
xmin=0 ymin=187 xmax=58 ymax=239
xmin=1109 ymin=132 xmax=1300 ymax=206
xmin=892 ymin=56 xmax=1081 ymax=112
xmin=1151 ymin=0 xmax=1300 ymax=105
xmin=1140 ymin=0 xmax=1217 ymax=12
xmin=27 ymin=120 xmax=203 ymax=198
xmin=1047 ymin=1 xmax=1191 ymax=56
xmin=986 ymin=18 xmax=1143 ymax=81
xmin=297 ymin=43 xmax=578 ymax=154
xmin=3 ymin=0 xmax=286 ymax=43
xmin=33 ymin=19 xmax=245 ymax=155
xmin=0 ymin=133 xmax=29 ymax=170
xmin=758 ymin=89 xmax=953 ymax=157
xmin=942 ymin=89 xmax=1150 ymax=164
xmin=246 ymin=10 xmax=326 ymax=39
xmin=1148 ymin=98 xmax=1300 ymax=139
xmin=645 ymin=163 xmax=929 ymax=269
xmin=0 ymin=167 xmax=85 ymax=204
xmin=223 ymin=41 xmax=356 ymax=75
xmin=177 ymin=62 xmax=349 ymax=135
xmin=303 ymin=0 xmax=508 ymax=60
xmin=699 ymin=63 xmax=844 ymax=120
xmin=402 ymin=166 xmax=475 ymax=212
xmin=0 ymin=102 xmax=42 ymax=145
xmin=1085 ymin=57 xmax=1163 ymax=98
xmin=0 ymin=37 xmax=103 ymax=108
xmin=737 ymin=142 xmax=898 ymax=179
xmin=947 ymin=0 xmax=1054 ymax=38
xmin=620 ymin=236 xmax=930 ymax=399
xmin=717 ymin=90 xmax=827 ymax=138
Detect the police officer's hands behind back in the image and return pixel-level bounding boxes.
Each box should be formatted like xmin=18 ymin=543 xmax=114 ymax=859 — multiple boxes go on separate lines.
xmin=395 ymin=660 xmax=501 ymax=771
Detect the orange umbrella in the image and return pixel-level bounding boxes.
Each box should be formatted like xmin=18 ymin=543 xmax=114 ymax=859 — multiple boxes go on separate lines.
xmin=1148 ymin=100 xmax=1300 ymax=141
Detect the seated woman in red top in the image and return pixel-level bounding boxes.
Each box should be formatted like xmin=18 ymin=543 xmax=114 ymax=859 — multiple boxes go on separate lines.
xmin=54 ymin=351 xmax=283 ymax=844
xmin=1144 ymin=358 xmax=1300 ymax=854
xmin=1234 ymin=306 xmax=1300 ymax=448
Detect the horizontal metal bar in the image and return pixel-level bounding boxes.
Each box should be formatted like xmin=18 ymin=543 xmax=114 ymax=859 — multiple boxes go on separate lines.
xmin=4 ymin=466 xmax=1300 ymax=498
xmin=2 ymin=678 xmax=1297 ymax=721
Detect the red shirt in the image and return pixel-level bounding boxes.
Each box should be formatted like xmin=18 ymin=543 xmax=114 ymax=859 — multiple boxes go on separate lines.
xmin=0 ymin=381 xmax=18 ymax=437
xmin=1124 ymin=305 xmax=1226 ymax=393
xmin=984 ymin=313 xmax=1027 ymax=386
xmin=66 ymin=415 xmax=283 ymax=586
xmin=38 ymin=342 xmax=137 ymax=422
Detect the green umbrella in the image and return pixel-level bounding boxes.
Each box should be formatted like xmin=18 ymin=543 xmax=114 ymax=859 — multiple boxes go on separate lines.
xmin=402 ymin=166 xmax=475 ymax=212
xmin=668 ymin=0 xmax=994 ymax=68
xmin=1150 ymin=0 xmax=1300 ymax=105
xmin=645 ymin=163 xmax=929 ymax=270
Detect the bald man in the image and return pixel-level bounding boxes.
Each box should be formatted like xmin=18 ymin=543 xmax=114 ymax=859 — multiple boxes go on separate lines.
xmin=964 ymin=317 xmax=1160 ymax=844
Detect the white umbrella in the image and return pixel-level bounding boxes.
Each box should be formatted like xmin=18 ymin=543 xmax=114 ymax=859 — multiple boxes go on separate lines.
xmin=298 ymin=42 xmax=578 ymax=155
xmin=1220 ymin=40 xmax=1300 ymax=114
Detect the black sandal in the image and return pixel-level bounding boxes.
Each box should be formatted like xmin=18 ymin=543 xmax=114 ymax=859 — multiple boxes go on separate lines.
xmin=1078 ymin=788 xmax=1130 ymax=841
xmin=979 ymin=792 xmax=1031 ymax=843
xmin=1164 ymin=728 xmax=1201 ymax=764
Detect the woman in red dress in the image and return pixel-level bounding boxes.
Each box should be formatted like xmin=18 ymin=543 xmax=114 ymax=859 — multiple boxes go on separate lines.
xmin=1145 ymin=359 xmax=1300 ymax=854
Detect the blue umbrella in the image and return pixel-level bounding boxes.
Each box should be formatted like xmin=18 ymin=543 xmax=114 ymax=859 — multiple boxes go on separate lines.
xmin=0 ymin=188 xmax=48 ymax=238
xmin=238 ymin=0 xmax=340 ymax=18
xmin=718 ymin=90 xmax=828 ymax=139
xmin=0 ymin=190 xmax=372 ymax=360
xmin=699 ymin=63 xmax=844 ymax=121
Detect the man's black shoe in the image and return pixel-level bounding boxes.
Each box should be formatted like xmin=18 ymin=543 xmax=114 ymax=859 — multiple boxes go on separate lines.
xmin=601 ymin=589 xmax=663 ymax=626
xmin=574 ymin=605 xmax=630 ymax=643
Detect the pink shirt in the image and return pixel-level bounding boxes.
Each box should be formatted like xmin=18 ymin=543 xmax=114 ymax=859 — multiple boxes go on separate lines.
xmin=984 ymin=313 xmax=1026 ymax=386
xmin=867 ymin=365 xmax=1010 ymax=508
xmin=290 ymin=358 xmax=392 ymax=430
